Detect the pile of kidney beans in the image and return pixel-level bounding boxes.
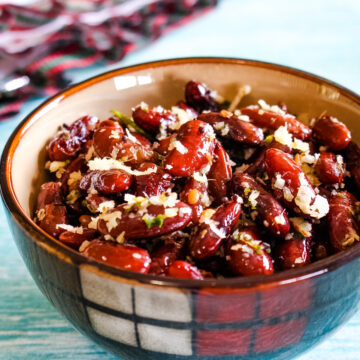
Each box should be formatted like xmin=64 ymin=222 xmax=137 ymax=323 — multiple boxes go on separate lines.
xmin=35 ymin=80 xmax=360 ymax=279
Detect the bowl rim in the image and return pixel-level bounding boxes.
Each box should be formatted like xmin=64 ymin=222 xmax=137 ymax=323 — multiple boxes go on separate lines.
xmin=2 ymin=56 xmax=360 ymax=289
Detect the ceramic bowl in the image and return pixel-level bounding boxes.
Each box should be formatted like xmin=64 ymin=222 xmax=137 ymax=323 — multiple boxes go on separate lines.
xmin=1 ymin=58 xmax=360 ymax=360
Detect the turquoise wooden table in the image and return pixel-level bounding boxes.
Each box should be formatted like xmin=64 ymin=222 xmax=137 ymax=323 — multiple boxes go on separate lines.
xmin=1 ymin=0 xmax=360 ymax=359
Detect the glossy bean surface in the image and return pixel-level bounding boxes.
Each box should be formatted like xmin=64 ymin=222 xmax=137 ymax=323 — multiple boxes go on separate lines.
xmin=189 ymin=200 xmax=241 ymax=260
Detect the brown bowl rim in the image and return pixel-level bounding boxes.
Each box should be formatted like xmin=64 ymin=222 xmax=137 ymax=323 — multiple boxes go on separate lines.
xmin=1 ymin=57 xmax=360 ymax=289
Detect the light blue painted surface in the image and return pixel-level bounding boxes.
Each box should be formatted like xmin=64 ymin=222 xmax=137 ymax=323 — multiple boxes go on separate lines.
xmin=0 ymin=0 xmax=360 ymax=358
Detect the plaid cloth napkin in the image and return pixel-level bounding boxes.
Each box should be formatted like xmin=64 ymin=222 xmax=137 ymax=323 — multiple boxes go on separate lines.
xmin=0 ymin=0 xmax=217 ymax=120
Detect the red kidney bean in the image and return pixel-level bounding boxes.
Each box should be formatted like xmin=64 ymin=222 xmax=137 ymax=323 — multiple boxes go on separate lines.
xmin=241 ymin=105 xmax=312 ymax=140
xmin=148 ymin=233 xmax=186 ymax=275
xmin=38 ymin=204 xmax=68 ymax=238
xmin=265 ymin=148 xmax=329 ymax=219
xmin=167 ymin=260 xmax=203 ymax=279
xmin=79 ymin=169 xmax=132 ymax=194
xmin=47 ymin=116 xmax=99 ymax=161
xmin=244 ymin=149 xmax=267 ymax=179
xmin=195 ymin=256 xmax=227 ymax=278
xmin=132 ymin=105 xmax=176 ymax=133
xmin=180 ymin=178 xmax=209 ymax=223
xmin=60 ymin=155 xmax=87 ymax=192
xmin=133 ymin=163 xmax=173 ymax=197
xmin=81 ymin=240 xmax=151 ymax=273
xmin=198 ymin=112 xmax=264 ymax=145
xmin=97 ymin=202 xmax=193 ymax=240
xmin=100 ymin=119 xmax=123 ymax=128
xmin=36 ymin=182 xmax=63 ymax=210
xmin=119 ymin=138 xmax=154 ymax=165
xmin=66 ymin=199 xmax=85 ymax=219
xmin=85 ymin=194 xmax=112 ymax=213
xmin=68 ymin=115 xmax=99 ymax=143
xmin=315 ymin=152 xmax=344 ymax=184
xmin=345 ymin=141 xmax=360 ymax=192
xmin=189 ymin=200 xmax=241 ymax=260
xmin=227 ymin=228 xmax=274 ymax=276
xmin=48 ymin=134 xmax=82 ymax=161
xmin=276 ymin=236 xmax=311 ymax=270
xmin=328 ymin=191 xmax=360 ymax=252
xmin=93 ymin=121 xmax=124 ymax=158
xmin=312 ymin=235 xmax=332 ymax=261
xmin=207 ymin=142 xmax=232 ymax=204
xmin=185 ymin=80 xmax=219 ymax=113
xmin=79 ymin=214 xmax=92 ymax=227
xmin=312 ymin=114 xmax=351 ymax=151
xmin=59 ymin=228 xmax=97 ymax=249
xmin=164 ymin=120 xmax=216 ymax=177
xmin=245 ymin=137 xmax=293 ymax=179
xmin=83 ymin=138 xmax=94 ymax=153
xmin=153 ymin=134 xmax=177 ymax=156
xmin=129 ymin=131 xmax=152 ymax=147
xmin=176 ymin=100 xmax=198 ymax=117
xmin=232 ymin=172 xmax=290 ymax=237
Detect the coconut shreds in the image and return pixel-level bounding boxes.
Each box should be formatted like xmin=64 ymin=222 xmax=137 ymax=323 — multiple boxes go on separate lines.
xmin=46 ymin=160 xmax=68 ymax=178
xmin=293 ymin=138 xmax=310 ymax=153
xmin=170 ymin=106 xmax=196 ymax=130
xmin=248 ymin=190 xmax=260 ymax=208
xmin=109 ymin=129 xmax=121 ymax=139
xmin=138 ymin=101 xmax=148 ymax=110
xmin=46 ymin=160 xmax=66 ymax=173
xmin=283 ymin=187 xmax=294 ymax=202
xmin=116 ymin=231 xmax=126 ymax=244
xmin=238 ymin=114 xmax=250 ymax=122
xmin=213 ymin=121 xmax=230 ymax=136
xmin=231 ymin=229 xmax=267 ymax=255
xmin=274 ymin=212 xmax=287 ymax=225
xmin=294 ymin=173 xmax=329 ymax=219
xmin=274 ymin=126 xmax=293 ymax=148
xmin=178 ymin=208 xmax=191 ymax=219
xmin=99 ymin=211 xmax=122 ymax=232
xmin=289 ymin=217 xmax=312 ymax=237
xmin=88 ymin=217 xmax=99 ymax=230
xmin=193 ymin=171 xmax=208 ymax=185
xmin=56 ymin=224 xmax=84 ymax=234
xmin=88 ymin=157 xmax=157 ymax=175
xmin=274 ymin=173 xmax=285 ymax=189
xmin=36 ymin=208 xmax=46 ymax=221
xmin=258 ymin=99 xmax=288 ymax=117
xmin=164 ymin=208 xmax=179 ymax=217
xmin=124 ymin=191 xmax=178 ymax=211
xmin=200 ymin=217 xmax=227 ymax=239
xmin=273 ymin=125 xmax=310 ymax=153
xmin=97 ymin=200 xmax=115 ymax=213
xmin=168 ymin=139 xmax=188 ymax=154
xmin=125 ymin=128 xmax=141 ymax=144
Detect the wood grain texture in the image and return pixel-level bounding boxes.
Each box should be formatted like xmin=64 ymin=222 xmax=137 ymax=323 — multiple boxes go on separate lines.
xmin=1 ymin=0 xmax=360 ymax=358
